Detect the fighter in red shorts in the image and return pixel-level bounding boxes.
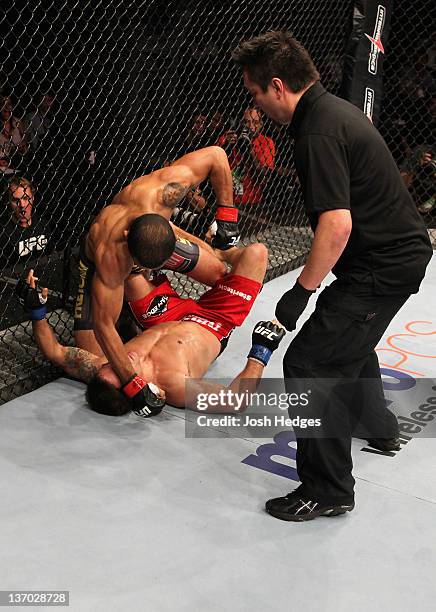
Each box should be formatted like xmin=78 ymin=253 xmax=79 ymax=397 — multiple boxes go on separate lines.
xmin=16 ymin=244 xmax=285 ymax=417
xmin=126 ymin=271 xmax=261 ymax=354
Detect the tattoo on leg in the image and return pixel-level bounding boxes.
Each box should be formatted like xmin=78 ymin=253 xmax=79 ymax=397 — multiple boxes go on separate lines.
xmin=162 ymin=182 xmax=190 ymax=209
xmin=64 ymin=347 xmax=100 ymax=383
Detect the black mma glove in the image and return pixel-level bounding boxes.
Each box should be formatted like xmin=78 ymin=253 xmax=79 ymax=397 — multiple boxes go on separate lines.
xmin=248 ymin=320 xmax=286 ymax=366
xmin=212 ymin=205 xmax=240 ymax=250
xmin=15 ymin=278 xmax=48 ymax=320
xmin=275 ymin=279 xmax=316 ymax=332
xmin=122 ymin=374 xmax=165 ymax=418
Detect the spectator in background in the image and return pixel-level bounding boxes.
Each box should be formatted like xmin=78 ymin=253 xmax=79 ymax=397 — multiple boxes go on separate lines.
xmin=426 ymin=32 xmax=436 ymax=69
xmin=169 ymin=112 xmax=228 ymax=235
xmin=0 ymin=95 xmax=26 ymax=176
xmin=383 ymin=79 xmax=436 ymax=165
xmin=183 ymin=112 xmax=210 ymax=153
xmin=418 ymin=94 xmax=436 ymax=145
xmin=23 ymin=93 xmax=55 ymax=150
xmin=164 ymin=158 xmax=214 ymax=239
xmin=399 ymin=94 xmax=436 ymax=215
xmin=208 ymin=111 xmax=226 ymax=143
xmin=393 ymin=50 xmax=436 ymax=151
xmin=423 ymin=32 xmax=436 ymax=96
xmin=171 ymin=185 xmax=210 ymax=235
xmin=401 ymin=51 xmax=434 ymax=101
xmin=243 ymin=107 xmax=276 ymax=171
xmin=7 ymin=176 xmax=34 ymax=228
xmin=218 ymin=107 xmax=276 ymax=208
xmin=0 ymin=176 xmax=54 ymax=272
xmin=401 ymin=145 xmax=436 ymax=215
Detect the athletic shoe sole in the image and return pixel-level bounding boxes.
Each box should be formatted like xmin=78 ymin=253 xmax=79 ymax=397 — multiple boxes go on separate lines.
xmin=265 ymin=502 xmax=355 ymax=522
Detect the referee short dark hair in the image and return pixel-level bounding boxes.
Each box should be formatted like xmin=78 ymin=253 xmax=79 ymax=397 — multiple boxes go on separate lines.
xmin=232 ymin=30 xmax=319 ymax=93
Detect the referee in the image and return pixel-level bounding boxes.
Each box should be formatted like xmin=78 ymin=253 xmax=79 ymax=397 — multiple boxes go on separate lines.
xmin=232 ymin=31 xmax=432 ymax=522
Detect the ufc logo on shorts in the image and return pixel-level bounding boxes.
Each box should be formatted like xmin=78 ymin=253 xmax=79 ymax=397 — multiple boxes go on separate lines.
xmin=144 ymin=295 xmax=169 ymax=319
xmin=182 ymin=314 xmax=221 ymax=331
xmin=18 ymin=235 xmax=47 ymax=257
xmin=254 ymin=325 xmax=278 ymax=340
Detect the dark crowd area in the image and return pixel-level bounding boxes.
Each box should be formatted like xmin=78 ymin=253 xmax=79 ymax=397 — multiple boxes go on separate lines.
xmin=0 ymin=0 xmax=434 ymax=331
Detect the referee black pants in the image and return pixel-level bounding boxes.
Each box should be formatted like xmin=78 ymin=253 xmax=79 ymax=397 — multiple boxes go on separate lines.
xmin=283 ymin=282 xmax=409 ymax=504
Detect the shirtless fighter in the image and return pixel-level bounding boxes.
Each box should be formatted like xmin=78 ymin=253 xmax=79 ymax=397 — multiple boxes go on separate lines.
xmin=75 ymin=147 xmax=240 ymax=410
xmin=17 ymin=244 xmax=285 ymax=416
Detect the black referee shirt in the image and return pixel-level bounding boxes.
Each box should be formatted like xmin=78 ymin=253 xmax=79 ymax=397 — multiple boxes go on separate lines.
xmin=290 ymin=82 xmax=432 ymax=295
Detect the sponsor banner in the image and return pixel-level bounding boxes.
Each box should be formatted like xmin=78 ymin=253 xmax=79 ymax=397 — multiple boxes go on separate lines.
xmin=365 ymin=4 xmax=386 ymax=76
xmin=364 ymin=87 xmax=375 ymax=122
xmin=341 ymin=1 xmax=393 ymax=125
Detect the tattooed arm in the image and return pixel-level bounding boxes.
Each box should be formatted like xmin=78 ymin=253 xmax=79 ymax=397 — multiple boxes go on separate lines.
xmin=32 ymin=319 xmax=101 ymax=383
xmin=161 ymin=182 xmax=191 ymax=208
xmin=161 ymin=146 xmax=234 ymax=207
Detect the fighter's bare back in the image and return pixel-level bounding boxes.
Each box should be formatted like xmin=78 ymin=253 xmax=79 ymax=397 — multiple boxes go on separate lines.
xmin=86 ymin=165 xmax=194 ymax=279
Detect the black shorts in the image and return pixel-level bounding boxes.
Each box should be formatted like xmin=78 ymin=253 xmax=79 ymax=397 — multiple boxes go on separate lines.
xmin=73 ymin=241 xmax=95 ymax=331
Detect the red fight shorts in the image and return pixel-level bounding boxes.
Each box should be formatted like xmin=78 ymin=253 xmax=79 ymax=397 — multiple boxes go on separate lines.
xmin=128 ymin=273 xmax=262 ymax=344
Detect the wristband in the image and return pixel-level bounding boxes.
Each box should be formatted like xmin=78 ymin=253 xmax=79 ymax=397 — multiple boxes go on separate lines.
xmin=248 ymin=344 xmax=272 ymax=366
xmin=122 ymin=374 xmax=147 ymax=398
xmin=216 ymin=206 xmax=238 ymax=222
xmin=30 ymin=305 xmax=47 ymax=321
xmin=296 ymin=278 xmax=316 ymax=296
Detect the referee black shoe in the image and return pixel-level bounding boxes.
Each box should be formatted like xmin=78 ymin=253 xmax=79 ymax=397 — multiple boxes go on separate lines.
xmin=366 ymin=437 xmax=401 ymax=452
xmin=265 ymin=490 xmax=355 ymax=522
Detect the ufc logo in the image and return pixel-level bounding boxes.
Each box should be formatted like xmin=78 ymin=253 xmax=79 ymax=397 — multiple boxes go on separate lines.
xmin=183 ymin=314 xmax=221 ymax=331
xmin=255 ymin=325 xmax=277 ymax=340
xmin=18 ymin=235 xmax=47 ymax=257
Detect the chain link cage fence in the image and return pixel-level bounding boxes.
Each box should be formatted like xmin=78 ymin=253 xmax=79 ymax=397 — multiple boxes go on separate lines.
xmin=378 ymin=2 xmax=436 ymax=234
xmin=0 ymin=0 xmax=433 ymax=403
